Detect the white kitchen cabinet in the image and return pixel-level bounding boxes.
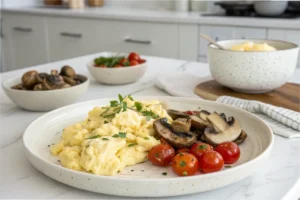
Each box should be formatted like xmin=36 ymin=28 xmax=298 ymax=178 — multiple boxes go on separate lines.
xmin=2 ymin=13 xmax=48 ymax=71
xmin=199 ymin=25 xmax=232 ymax=58
xmin=268 ymin=28 xmax=300 ymax=66
xmin=47 ymin=17 xmax=102 ymax=62
xmin=97 ymin=20 xmax=179 ymax=58
xmin=179 ymin=24 xmax=198 ymax=61
xmin=199 ymin=25 xmax=266 ymax=58
xmin=233 ymin=27 xmax=266 ymax=39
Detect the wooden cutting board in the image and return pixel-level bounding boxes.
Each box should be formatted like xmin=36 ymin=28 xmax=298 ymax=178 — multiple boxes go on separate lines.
xmin=194 ymin=80 xmax=300 ymax=112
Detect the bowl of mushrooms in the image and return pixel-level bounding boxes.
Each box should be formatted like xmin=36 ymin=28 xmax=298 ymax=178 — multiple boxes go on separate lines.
xmin=2 ymin=66 xmax=89 ymax=111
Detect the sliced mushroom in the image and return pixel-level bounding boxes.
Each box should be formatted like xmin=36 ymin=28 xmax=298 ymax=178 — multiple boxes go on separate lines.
xmin=36 ymin=73 xmax=48 ymax=83
xmin=74 ymin=74 xmax=87 ymax=83
xmin=190 ymin=115 xmax=211 ymax=130
xmin=51 ymin=70 xmax=59 ymax=75
xmin=63 ymin=76 xmax=77 ymax=86
xmin=33 ymin=83 xmax=45 ymax=91
xmin=167 ymin=109 xmax=189 ymax=120
xmin=22 ymin=70 xmax=39 ymax=89
xmin=203 ymin=112 xmax=242 ymax=145
xmin=60 ymin=83 xmax=71 ymax=89
xmin=199 ymin=110 xmax=210 ymax=121
xmin=220 ymin=113 xmax=227 ymax=121
xmin=60 ymin=66 xmax=76 ymax=79
xmin=234 ymin=130 xmax=248 ymax=145
xmin=153 ymin=118 xmax=197 ymax=148
xmin=171 ymin=118 xmax=191 ymax=133
xmin=11 ymin=83 xmax=24 ymax=90
xmin=43 ymin=74 xmax=66 ymax=90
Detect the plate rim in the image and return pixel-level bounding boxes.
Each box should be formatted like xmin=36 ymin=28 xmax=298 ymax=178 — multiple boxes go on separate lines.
xmin=23 ymin=96 xmax=274 ymax=182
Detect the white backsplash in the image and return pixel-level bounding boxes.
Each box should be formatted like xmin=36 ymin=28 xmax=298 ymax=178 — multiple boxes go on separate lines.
xmin=1 ymin=0 xmax=217 ymax=12
xmin=104 ymin=0 xmax=174 ymax=11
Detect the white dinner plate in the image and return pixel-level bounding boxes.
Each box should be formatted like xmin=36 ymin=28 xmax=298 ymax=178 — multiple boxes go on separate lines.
xmin=23 ymin=96 xmax=273 ymax=197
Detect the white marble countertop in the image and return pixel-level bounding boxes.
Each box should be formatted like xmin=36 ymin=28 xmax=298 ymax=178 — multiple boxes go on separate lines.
xmin=0 ymin=53 xmax=300 ymax=199
xmin=1 ymin=6 xmax=300 ymax=29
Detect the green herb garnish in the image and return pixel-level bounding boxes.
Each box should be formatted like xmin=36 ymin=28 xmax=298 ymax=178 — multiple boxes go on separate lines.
xmin=94 ymin=55 xmax=125 ymax=68
xmin=103 ymin=113 xmax=117 ymax=118
xmin=100 ymin=107 xmax=110 ymax=116
xmin=162 ymin=172 xmax=167 ymax=176
xmin=112 ymin=132 xmax=127 ymax=138
xmin=88 ymin=135 xmax=100 ymax=139
xmin=118 ymin=132 xmax=127 ymax=138
xmin=179 ymin=160 xmax=186 ymax=167
xmin=123 ymin=61 xmax=130 ymax=67
xmin=102 ymin=94 xmax=131 ymax=118
xmin=110 ymin=100 xmax=119 ymax=107
xmin=134 ymin=102 xmax=143 ymax=111
xmin=118 ymin=94 xmax=123 ymax=102
xmin=128 ymin=143 xmax=137 ymax=147
xmin=102 ymin=138 xmax=109 ymax=141
xmin=144 ymin=137 xmax=149 ymax=140
xmin=141 ymin=110 xmax=159 ymax=121
xmin=128 ymin=95 xmax=134 ymax=101
xmin=122 ymin=102 xmax=127 ymax=111
xmin=182 ymin=171 xmax=188 ymax=176
xmin=104 ymin=121 xmax=108 ymax=124
xmin=224 ymin=165 xmax=232 ymax=168
xmin=198 ymin=145 xmax=207 ymax=150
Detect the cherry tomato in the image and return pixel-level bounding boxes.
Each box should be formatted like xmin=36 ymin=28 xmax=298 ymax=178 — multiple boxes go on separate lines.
xmin=114 ymin=64 xmax=122 ymax=68
xmin=199 ymin=151 xmax=224 ymax=173
xmin=119 ymin=58 xmax=128 ymax=66
xmin=148 ymin=144 xmax=175 ymax=166
xmin=215 ymin=141 xmax=240 ymax=164
xmin=128 ymin=52 xmax=140 ymax=61
xmin=190 ymin=142 xmax=213 ymax=159
xmin=130 ymin=60 xmax=139 ymax=66
xmin=172 ymin=153 xmax=199 ymax=176
xmin=138 ymin=58 xmax=146 ymax=64
xmin=176 ymin=148 xmax=190 ymax=154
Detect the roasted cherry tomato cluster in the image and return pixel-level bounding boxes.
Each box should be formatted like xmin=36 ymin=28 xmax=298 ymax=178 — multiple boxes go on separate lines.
xmin=148 ymin=141 xmax=240 ymax=176
xmin=94 ymin=52 xmax=146 ymax=68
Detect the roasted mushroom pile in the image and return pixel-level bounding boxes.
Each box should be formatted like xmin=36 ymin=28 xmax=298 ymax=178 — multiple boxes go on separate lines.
xmin=153 ymin=109 xmax=247 ymax=148
xmin=11 ymin=66 xmax=87 ymax=91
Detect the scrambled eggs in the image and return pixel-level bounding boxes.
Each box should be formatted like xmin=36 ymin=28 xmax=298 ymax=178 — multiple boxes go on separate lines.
xmin=230 ymin=41 xmax=276 ymax=52
xmin=51 ymin=97 xmax=172 ymax=176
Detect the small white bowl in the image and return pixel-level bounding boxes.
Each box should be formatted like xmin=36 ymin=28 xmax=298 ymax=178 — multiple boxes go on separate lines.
xmin=207 ymin=39 xmax=299 ymax=93
xmin=87 ymin=59 xmax=147 ymax=85
xmin=254 ymin=1 xmax=288 ymax=17
xmin=2 ymin=76 xmax=89 ymax=111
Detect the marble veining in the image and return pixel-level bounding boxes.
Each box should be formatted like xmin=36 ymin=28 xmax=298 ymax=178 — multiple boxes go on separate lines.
xmin=0 ymin=53 xmax=299 ymax=200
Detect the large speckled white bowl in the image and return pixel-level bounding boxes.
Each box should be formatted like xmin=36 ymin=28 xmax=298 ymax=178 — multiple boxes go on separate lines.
xmin=207 ymin=39 xmax=299 ymax=93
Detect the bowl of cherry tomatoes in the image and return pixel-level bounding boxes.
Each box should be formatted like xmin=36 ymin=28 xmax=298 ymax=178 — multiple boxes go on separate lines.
xmin=87 ymin=52 xmax=147 ymax=85
xmin=148 ymin=139 xmax=241 ymax=176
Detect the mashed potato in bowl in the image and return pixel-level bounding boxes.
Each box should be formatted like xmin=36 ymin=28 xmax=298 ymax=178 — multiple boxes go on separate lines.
xmin=230 ymin=41 xmax=276 ymax=52
xmin=50 ymin=96 xmax=172 ymax=176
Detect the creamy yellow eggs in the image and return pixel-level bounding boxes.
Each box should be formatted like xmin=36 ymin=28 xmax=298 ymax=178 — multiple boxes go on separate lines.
xmin=50 ymin=97 xmax=172 ymax=176
xmin=230 ymin=42 xmax=276 ymax=52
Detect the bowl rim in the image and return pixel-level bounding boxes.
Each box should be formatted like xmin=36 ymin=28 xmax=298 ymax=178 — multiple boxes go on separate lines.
xmin=87 ymin=59 xmax=147 ymax=70
xmin=2 ymin=75 xmax=89 ymax=93
xmin=207 ymin=38 xmax=299 ymax=53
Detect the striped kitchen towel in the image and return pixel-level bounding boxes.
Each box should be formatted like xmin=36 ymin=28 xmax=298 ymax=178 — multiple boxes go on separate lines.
xmin=155 ymin=72 xmax=300 ymax=138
